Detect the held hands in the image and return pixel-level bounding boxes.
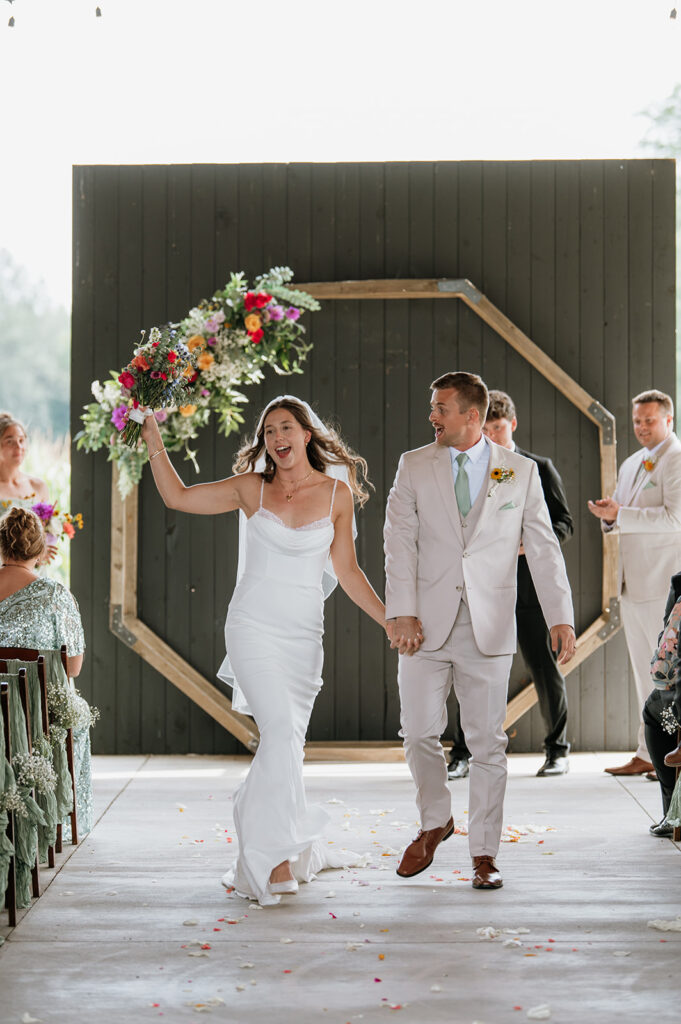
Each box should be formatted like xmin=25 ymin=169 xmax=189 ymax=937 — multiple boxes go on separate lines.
xmin=587 ymin=497 xmax=620 ymax=525
xmin=387 ymin=616 xmax=425 ymax=656
xmin=550 ymin=624 xmax=576 ymax=665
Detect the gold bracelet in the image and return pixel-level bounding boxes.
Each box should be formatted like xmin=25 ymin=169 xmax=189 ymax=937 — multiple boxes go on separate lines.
xmin=149 ymin=447 xmax=166 ymax=461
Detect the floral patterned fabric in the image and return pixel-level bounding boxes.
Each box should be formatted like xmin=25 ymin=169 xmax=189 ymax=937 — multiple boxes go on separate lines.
xmin=651 ymin=597 xmax=681 ymax=690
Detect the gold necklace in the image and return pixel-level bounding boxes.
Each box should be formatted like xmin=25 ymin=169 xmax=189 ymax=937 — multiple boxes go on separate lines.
xmin=1 ymin=563 xmax=36 ymax=573
xmin=279 ymin=468 xmax=314 ymax=502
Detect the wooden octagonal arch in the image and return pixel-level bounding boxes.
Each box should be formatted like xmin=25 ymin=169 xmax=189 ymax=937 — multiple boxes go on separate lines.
xmin=109 ymin=278 xmax=621 ymax=758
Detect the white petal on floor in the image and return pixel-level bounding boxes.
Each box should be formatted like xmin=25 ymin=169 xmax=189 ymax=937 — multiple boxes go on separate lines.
xmin=647 ymin=916 xmax=681 ymax=932
xmin=527 ymin=1005 xmax=552 ymax=1020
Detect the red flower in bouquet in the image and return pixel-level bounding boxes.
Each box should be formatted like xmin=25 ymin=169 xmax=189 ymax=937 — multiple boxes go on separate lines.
xmin=255 ymin=292 xmax=272 ymax=308
xmin=250 ymin=328 xmax=264 ymax=344
xmin=244 ymin=291 xmax=257 ymax=311
xmin=115 ymin=327 xmax=196 ymax=448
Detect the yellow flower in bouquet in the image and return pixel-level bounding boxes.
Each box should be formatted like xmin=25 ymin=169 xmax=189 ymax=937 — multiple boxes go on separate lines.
xmin=179 ymin=404 xmax=197 ymax=417
xmin=197 ymin=352 xmax=215 ymax=371
xmin=244 ymin=313 xmax=262 ymax=333
xmin=187 ymin=335 xmax=206 ymax=352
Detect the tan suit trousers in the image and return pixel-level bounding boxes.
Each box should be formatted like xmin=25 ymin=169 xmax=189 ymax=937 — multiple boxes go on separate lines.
xmin=398 ymin=600 xmax=513 ymax=858
xmin=619 ymin=589 xmax=667 ymax=760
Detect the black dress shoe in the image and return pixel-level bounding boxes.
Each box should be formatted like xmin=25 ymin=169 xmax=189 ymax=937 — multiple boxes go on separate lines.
xmin=448 ymin=757 xmax=470 ymax=779
xmin=536 ymin=755 xmax=569 ymax=776
xmin=649 ymin=818 xmax=673 ymax=838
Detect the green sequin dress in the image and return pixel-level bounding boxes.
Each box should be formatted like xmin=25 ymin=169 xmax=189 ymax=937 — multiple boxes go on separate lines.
xmin=0 ymin=578 xmax=91 ymax=839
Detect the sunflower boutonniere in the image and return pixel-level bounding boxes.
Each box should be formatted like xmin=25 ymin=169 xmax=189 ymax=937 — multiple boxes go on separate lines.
xmin=488 ymin=466 xmax=515 ymax=496
xmin=642 ymin=456 xmax=658 ymax=473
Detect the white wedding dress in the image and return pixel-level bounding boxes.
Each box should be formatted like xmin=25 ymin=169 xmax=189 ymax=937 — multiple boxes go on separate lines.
xmin=218 ymin=477 xmax=359 ymax=905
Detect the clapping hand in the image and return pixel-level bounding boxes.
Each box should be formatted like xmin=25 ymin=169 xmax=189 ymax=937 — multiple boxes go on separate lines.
xmin=587 ymin=497 xmax=620 ymax=524
xmin=387 ymin=616 xmax=425 ymax=656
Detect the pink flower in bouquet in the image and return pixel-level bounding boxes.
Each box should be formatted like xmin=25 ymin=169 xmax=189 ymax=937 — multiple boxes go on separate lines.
xmin=63 ymin=522 xmax=76 ymax=539
xmin=207 ymin=336 xmax=216 ymax=347
xmin=111 ymin=405 xmax=129 ymax=431
xmin=204 ymin=311 xmax=225 ymax=333
xmin=31 ymin=502 xmax=56 ymax=524
xmin=201 ymin=388 xmax=210 ymax=398
xmin=154 ymin=410 xmax=168 ymax=424
xmin=267 ymin=304 xmax=284 ymax=322
xmin=285 ymin=306 xmax=301 ymax=321
xmin=118 ymin=371 xmax=135 ymax=389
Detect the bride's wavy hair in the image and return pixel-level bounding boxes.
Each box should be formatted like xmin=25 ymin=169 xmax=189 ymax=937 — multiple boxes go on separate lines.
xmin=233 ymin=399 xmax=372 ymax=507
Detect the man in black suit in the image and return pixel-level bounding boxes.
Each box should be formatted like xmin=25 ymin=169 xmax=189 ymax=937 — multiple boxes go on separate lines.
xmin=448 ymin=390 xmax=574 ymax=779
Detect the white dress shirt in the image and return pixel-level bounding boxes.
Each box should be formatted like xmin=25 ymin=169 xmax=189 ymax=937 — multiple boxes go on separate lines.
xmin=449 ymin=433 xmax=490 ymax=507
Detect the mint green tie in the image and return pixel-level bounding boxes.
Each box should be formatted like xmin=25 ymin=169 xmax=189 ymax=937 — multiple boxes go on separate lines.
xmin=455 ymin=452 xmax=471 ymax=517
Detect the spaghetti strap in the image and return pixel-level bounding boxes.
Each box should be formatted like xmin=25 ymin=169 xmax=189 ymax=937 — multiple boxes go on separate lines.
xmin=329 ymin=478 xmax=338 ymax=517
xmin=259 ymin=475 xmax=265 ymax=509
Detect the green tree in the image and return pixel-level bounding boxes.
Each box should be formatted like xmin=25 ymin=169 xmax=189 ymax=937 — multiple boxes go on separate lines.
xmin=0 ymin=249 xmax=70 ymax=436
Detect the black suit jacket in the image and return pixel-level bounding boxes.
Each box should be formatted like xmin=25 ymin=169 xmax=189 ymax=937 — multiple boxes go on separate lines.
xmin=515 ymin=446 xmax=574 ymax=610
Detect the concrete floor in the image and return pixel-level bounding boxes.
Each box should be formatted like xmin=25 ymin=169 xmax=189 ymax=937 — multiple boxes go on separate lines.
xmin=0 ymin=752 xmax=679 ymax=1024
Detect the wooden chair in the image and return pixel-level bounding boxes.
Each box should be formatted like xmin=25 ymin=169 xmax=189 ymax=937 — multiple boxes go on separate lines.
xmin=0 ymin=646 xmax=78 ymax=853
xmin=1 ymin=678 xmax=17 ymax=927
xmin=59 ymin=645 xmax=78 ymax=847
xmin=0 ymin=665 xmax=40 ymax=899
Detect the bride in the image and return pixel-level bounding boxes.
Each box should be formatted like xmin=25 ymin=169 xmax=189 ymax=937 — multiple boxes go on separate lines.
xmin=141 ymin=395 xmax=389 ymax=905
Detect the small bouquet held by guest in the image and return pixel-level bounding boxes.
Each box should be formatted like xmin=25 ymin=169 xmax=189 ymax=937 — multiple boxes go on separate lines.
xmin=31 ymin=502 xmax=84 ymax=546
xmin=115 ymin=326 xmax=197 ymax=448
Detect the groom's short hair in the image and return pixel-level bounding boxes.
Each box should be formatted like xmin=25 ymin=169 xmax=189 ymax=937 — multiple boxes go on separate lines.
xmin=431 ymin=371 xmax=489 ymax=422
xmin=632 ymin=389 xmax=674 ymax=417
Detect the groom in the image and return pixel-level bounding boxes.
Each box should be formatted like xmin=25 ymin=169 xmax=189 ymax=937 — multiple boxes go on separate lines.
xmin=384 ymin=372 xmax=575 ymax=888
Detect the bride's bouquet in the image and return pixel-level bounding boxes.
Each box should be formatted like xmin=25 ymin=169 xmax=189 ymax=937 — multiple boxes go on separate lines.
xmin=116 ymin=325 xmax=197 ymax=448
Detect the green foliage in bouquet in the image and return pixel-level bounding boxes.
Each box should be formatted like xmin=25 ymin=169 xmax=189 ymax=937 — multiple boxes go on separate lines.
xmin=75 ymin=267 xmax=320 ymax=498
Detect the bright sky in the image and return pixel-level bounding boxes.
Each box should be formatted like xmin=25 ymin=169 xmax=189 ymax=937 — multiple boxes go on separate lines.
xmin=1 ymin=0 xmax=679 ymax=308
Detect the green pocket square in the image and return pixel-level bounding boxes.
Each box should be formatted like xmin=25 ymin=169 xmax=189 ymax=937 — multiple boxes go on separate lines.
xmin=643 ymin=480 xmax=657 ymax=490
xmin=499 ymin=500 xmax=518 ymax=510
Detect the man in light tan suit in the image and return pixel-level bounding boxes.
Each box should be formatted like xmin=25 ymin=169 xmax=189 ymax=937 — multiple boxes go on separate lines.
xmin=384 ymin=372 xmax=575 ymax=889
xmin=588 ymin=389 xmax=681 ymax=777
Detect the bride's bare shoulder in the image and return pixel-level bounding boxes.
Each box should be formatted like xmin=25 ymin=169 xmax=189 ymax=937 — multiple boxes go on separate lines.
xmin=230 ymin=471 xmax=263 ymax=500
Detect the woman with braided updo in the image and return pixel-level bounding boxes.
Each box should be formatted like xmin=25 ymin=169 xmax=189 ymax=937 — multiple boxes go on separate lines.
xmin=0 ymin=507 xmax=92 ymax=836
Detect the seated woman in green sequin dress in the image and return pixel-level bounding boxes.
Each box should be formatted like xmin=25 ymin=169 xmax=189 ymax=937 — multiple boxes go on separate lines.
xmin=0 ymin=507 xmax=92 ymax=836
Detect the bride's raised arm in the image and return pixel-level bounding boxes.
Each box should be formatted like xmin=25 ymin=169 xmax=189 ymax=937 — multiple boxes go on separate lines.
xmin=140 ymin=411 xmax=256 ymax=516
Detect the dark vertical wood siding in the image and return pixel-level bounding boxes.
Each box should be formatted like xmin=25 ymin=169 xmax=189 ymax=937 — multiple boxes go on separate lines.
xmin=71 ymin=160 xmax=676 ymax=754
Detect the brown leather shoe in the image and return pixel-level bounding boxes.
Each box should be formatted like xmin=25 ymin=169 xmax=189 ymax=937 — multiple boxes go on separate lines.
xmin=664 ymin=745 xmax=681 ymax=767
xmin=604 ymin=756 xmax=654 ymax=776
xmin=396 ymin=817 xmax=454 ymax=877
xmin=645 ymin=771 xmax=658 ymax=782
xmin=472 ymin=855 xmax=503 ymax=889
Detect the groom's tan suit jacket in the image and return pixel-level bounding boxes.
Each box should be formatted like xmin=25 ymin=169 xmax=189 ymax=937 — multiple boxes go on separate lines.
xmin=604 ymin=433 xmax=681 ymax=602
xmin=384 ymin=439 xmax=574 ymax=656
